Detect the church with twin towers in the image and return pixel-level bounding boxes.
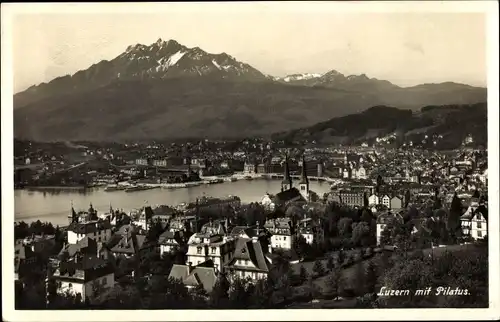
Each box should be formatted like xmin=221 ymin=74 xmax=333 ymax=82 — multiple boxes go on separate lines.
xmin=260 ymin=154 xmax=315 ymax=210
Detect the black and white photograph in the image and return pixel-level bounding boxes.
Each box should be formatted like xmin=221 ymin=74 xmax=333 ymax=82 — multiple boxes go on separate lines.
xmin=2 ymin=1 xmax=499 ymax=321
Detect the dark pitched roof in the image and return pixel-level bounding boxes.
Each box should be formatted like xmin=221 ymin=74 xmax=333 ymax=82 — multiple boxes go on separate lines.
xmin=158 ymin=230 xmax=183 ymax=245
xmin=68 ymin=220 xmax=112 ymax=234
xmin=59 ymin=237 xmax=98 ymax=258
xmin=227 ymin=238 xmax=271 ymax=272
xmin=475 ymin=205 xmax=488 ymax=221
xmin=168 ymin=265 xmax=217 ymax=293
xmin=185 ymin=267 xmax=217 ymax=292
xmin=110 ymin=232 xmax=147 ymax=255
xmin=274 ymin=188 xmax=304 ymax=203
xmin=56 ymin=257 xmax=113 ymax=282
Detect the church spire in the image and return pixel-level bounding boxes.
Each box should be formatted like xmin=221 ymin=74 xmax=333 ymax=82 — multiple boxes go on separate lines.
xmin=281 ymin=154 xmax=293 ymax=192
xmin=300 ymin=154 xmax=309 ymax=185
xmin=71 ymin=201 xmax=78 ymax=224
xmin=299 ymin=154 xmax=310 ymax=201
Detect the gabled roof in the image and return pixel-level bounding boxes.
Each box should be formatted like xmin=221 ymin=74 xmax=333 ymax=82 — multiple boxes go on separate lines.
xmin=158 ymin=230 xmax=183 ymax=245
xmin=474 ymin=205 xmax=488 ymax=222
xmin=59 ymin=236 xmax=98 ymax=258
xmin=168 ymin=264 xmax=217 ymax=292
xmin=227 ymin=238 xmax=271 ymax=272
xmin=110 ymin=232 xmax=147 ymax=255
xmin=460 ymin=206 xmax=475 ymax=220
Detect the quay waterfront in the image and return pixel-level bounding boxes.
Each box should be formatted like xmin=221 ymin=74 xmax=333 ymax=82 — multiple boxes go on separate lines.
xmin=14 ymin=177 xmax=333 ymax=227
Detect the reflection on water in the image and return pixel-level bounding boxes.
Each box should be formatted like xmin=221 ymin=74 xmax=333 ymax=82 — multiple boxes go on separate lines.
xmin=15 ymin=180 xmax=332 ymax=226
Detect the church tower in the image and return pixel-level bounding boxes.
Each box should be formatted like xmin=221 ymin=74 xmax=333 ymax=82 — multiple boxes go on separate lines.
xmin=281 ymin=155 xmax=293 ymax=192
xmin=69 ymin=202 xmax=78 ymax=224
xmin=299 ymin=155 xmax=310 ymax=201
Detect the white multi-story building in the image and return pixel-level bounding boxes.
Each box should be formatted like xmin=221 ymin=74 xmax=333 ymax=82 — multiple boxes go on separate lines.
xmin=298 ymin=218 xmax=324 ymax=245
xmin=368 ymin=193 xmax=380 ymax=206
xmin=185 ymin=221 xmax=236 ymax=273
xmin=51 ymin=257 xmax=114 ymax=301
xmin=461 ymin=205 xmax=488 ymax=240
xmin=264 ymin=218 xmax=294 ymax=250
xmin=226 ymin=237 xmax=271 ymax=282
xmin=67 ymin=220 xmax=112 ymax=245
xmin=381 ymin=195 xmax=391 ymax=208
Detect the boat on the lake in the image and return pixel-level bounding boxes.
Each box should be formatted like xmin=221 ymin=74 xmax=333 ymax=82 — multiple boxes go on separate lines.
xmin=104 ymin=184 xmax=127 ymax=192
xmin=124 ymin=185 xmax=152 ymax=193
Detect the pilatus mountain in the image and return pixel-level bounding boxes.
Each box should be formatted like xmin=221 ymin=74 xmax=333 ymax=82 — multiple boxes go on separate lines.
xmin=14 ymin=38 xmax=487 ymax=142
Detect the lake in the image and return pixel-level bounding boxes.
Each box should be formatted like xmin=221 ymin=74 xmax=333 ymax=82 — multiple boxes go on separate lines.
xmin=14 ymin=179 xmax=332 ymax=226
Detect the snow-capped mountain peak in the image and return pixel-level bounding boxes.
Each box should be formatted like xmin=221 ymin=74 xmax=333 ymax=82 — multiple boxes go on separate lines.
xmin=282 ymin=73 xmax=323 ymax=82
xmin=110 ymin=39 xmax=268 ymax=81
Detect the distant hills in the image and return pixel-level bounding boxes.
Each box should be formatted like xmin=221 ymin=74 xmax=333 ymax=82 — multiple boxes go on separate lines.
xmin=273 ymin=103 xmax=487 ymax=149
xmin=13 ymin=38 xmax=487 ymax=142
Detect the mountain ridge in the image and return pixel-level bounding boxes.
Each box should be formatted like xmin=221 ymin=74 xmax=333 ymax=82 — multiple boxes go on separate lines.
xmin=13 ymin=38 xmax=487 ymax=142
xmin=272 ymin=102 xmax=487 ymax=149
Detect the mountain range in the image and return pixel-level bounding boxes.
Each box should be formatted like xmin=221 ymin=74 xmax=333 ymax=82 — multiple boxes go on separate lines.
xmin=13 ymin=38 xmax=487 ymax=142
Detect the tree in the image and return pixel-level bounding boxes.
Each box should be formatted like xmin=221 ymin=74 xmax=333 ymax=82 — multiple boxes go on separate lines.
xmin=345 ymin=253 xmax=354 ymax=266
xmin=275 ymin=274 xmax=293 ymax=304
xmin=325 ymin=268 xmax=343 ymax=300
xmin=354 ymin=262 xmax=366 ymax=296
xmin=448 ymin=193 xmax=463 ymax=237
xmin=293 ymin=235 xmax=311 ymax=260
xmin=338 ymin=217 xmax=354 ymax=238
xmin=251 ymin=278 xmax=273 ymax=308
xmin=209 ymin=273 xmax=230 ymax=308
xmin=312 ymin=260 xmax=325 ymax=277
xmin=306 ymin=276 xmax=320 ymax=300
xmin=229 ymin=277 xmax=249 ymax=308
xmin=190 ymin=283 xmax=208 ymax=306
xmin=379 ymin=226 xmax=392 ymax=246
xmin=299 ymin=265 xmax=308 ymax=284
xmin=404 ymin=190 xmax=411 ymax=208
xmin=326 ymin=256 xmax=335 ymax=272
xmin=360 ymin=208 xmax=374 ymax=224
xmin=365 ymin=260 xmax=378 ymax=294
xmin=336 ymin=250 xmax=345 ymax=267
xmin=352 ymin=221 xmax=371 ymax=247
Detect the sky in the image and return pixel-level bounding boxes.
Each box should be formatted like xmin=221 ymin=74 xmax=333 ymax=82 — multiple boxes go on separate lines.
xmin=10 ymin=3 xmax=487 ymax=93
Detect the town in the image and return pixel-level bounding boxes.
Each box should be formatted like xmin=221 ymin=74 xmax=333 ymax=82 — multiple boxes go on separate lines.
xmin=14 ymin=137 xmax=489 ymax=309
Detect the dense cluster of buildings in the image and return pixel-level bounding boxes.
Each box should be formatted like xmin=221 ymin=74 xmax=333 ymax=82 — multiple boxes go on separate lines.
xmin=14 ymin=142 xmax=489 ymax=305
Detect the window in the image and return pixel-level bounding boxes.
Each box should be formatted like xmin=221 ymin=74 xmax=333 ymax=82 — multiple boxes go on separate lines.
xmin=477 ymin=231 xmax=482 ymax=237
xmin=283 ymin=237 xmax=287 ymax=241
xmin=102 ymin=278 xmax=107 ymax=285
xmin=244 ymin=260 xmax=249 ymax=266
xmin=197 ymin=247 xmax=202 ymax=255
xmin=477 ymin=214 xmax=482 ymax=220
xmin=211 ymin=247 xmax=216 ymax=254
xmin=477 ymin=222 xmax=482 ymax=229
xmin=68 ymin=283 xmax=73 ymax=289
